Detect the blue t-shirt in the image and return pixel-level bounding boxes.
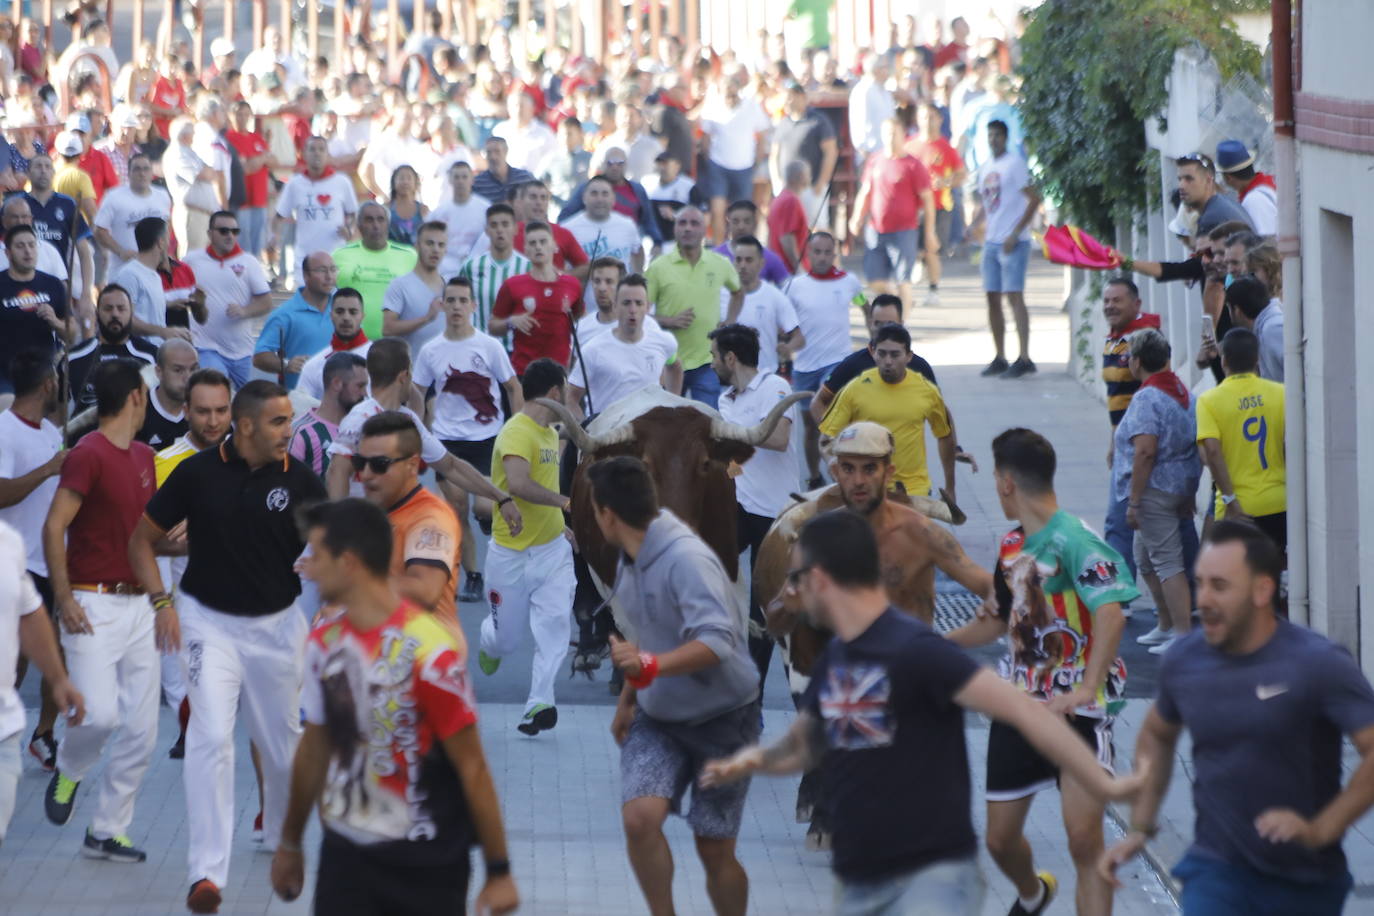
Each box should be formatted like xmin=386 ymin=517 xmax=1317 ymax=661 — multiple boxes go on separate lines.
xmin=802 ymin=607 xmax=980 ymax=882
xmin=1157 ymin=619 xmax=1374 ymax=882
xmin=254 ymin=289 xmax=335 ymax=388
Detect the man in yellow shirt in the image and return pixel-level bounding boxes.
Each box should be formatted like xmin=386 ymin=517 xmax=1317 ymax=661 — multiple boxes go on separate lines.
xmin=819 ymin=323 xmax=957 ymax=502
xmin=1196 ymin=327 xmax=1287 ymax=551
xmin=477 ymin=357 xmax=575 ymax=736
xmin=52 ymin=134 xmax=98 ymax=227
xmin=153 ymin=369 xmax=231 ymax=759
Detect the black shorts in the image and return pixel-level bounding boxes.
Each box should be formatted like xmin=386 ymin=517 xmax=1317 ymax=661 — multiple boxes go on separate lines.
xmin=985 ymin=713 xmax=1114 ymax=801
xmin=1251 ymin=511 xmax=1288 ymax=558
xmin=313 ymin=830 xmax=471 ymax=916
xmin=29 ymin=572 xmax=54 ymax=614
xmin=442 ymin=437 xmax=496 ymax=476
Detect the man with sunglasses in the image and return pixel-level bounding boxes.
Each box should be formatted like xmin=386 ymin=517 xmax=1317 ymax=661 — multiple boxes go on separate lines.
xmin=183 ymin=210 xmax=272 ymax=388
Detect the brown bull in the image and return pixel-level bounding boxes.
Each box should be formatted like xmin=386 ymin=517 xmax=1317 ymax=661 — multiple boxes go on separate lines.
xmin=537 ymin=388 xmax=810 ymax=592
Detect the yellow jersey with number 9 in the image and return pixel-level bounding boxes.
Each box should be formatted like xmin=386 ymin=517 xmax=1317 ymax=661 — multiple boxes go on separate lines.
xmin=491 ymin=411 xmax=565 ymax=551
xmin=1195 ymin=372 xmax=1286 ymax=517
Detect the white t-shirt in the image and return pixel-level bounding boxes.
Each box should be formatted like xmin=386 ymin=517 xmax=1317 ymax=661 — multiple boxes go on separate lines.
xmin=786 ymin=271 xmax=865 ymax=372
xmin=571 ymin=330 xmax=676 ymax=412
xmin=978 ymin=152 xmax=1034 ymax=245
xmin=719 ymin=371 xmax=799 ymax=518
xmin=718 ymin=283 xmax=800 ymax=374
xmin=329 ymin=397 xmax=448 ymax=496
xmin=383 ymin=272 xmax=446 ymax=353
xmin=0 ymin=411 xmax=61 ymax=576
xmin=412 ymin=332 xmax=515 ymax=441
xmin=641 ymin=173 xmax=697 ymax=205
xmin=492 ymin=119 xmax=557 ymax=175
xmin=431 ymin=195 xmax=492 ymax=277
xmin=182 ymin=248 xmax=272 ymax=360
xmin=109 ymin=259 xmax=168 ymax=341
xmin=1242 ymin=184 xmax=1278 ymax=237
xmin=560 ymin=211 xmax=643 ymax=309
xmin=297 ymin=338 xmax=372 ymax=401
xmin=275 ymin=172 xmax=359 ymax=262
xmin=702 ymin=98 xmax=771 ymax=171
xmin=574 ymin=312 xmax=676 ymax=359
xmin=93 ymin=184 xmax=173 ymax=274
xmin=0 ymin=521 xmax=42 ymax=741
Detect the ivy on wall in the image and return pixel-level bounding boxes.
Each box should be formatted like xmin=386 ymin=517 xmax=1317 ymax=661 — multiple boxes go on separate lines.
xmin=1018 ymin=0 xmax=1264 ymax=239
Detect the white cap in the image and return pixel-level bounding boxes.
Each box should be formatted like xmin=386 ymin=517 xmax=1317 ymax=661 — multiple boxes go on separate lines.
xmin=210 ymin=37 xmax=236 ymax=59
xmin=55 ymin=130 xmax=83 ymax=157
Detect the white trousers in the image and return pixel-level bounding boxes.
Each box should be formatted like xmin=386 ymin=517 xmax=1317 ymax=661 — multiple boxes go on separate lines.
xmin=0 ymin=732 xmax=19 ymax=843
xmin=159 ymin=557 xmax=188 ymax=707
xmin=56 ymin=591 xmax=160 ymax=839
xmin=480 ymin=537 xmax=575 ymax=712
xmin=179 ymin=593 xmax=307 ymax=887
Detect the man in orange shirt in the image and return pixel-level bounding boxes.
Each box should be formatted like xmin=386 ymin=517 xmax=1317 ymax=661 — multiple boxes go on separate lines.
xmin=354 ymin=411 xmax=464 ymax=640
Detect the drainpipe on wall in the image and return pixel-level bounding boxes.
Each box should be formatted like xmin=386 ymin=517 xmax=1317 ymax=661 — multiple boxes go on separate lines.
xmin=1273 ymin=0 xmax=1306 ymax=625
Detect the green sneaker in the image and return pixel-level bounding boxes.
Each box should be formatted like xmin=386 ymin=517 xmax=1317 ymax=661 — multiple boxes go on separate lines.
xmin=517 ymin=704 xmax=558 ymax=736
xmin=45 ymin=771 xmax=79 ymax=825
xmin=478 ymin=650 xmax=500 ymax=675
xmin=81 ymin=829 xmax=147 ymax=863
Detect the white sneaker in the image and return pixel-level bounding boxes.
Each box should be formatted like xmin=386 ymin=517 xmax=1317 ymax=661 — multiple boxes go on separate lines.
xmin=1148 ymin=636 xmax=1177 ymax=655
xmin=1121 ymin=604 xmax=1133 ymax=620
xmin=1136 ymin=625 xmax=1173 ymax=645
xmin=923 ymin=288 xmax=940 ymax=307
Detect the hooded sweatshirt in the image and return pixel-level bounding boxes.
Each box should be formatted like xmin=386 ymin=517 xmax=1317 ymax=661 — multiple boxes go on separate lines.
xmin=618 ymin=510 xmax=759 ymax=723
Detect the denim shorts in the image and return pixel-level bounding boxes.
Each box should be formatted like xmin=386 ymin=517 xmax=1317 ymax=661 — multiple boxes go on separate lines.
xmin=704 ymin=159 xmax=755 ymax=204
xmin=793 ymin=361 xmax=841 ymax=411
xmin=1173 ymin=852 xmax=1351 ymax=916
xmin=981 ymin=238 xmax=1031 ymax=292
xmin=862 ymin=227 xmax=918 ymax=282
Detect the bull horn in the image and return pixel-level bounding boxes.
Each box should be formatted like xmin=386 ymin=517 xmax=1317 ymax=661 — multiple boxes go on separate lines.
xmin=711 ymin=391 xmax=812 ymax=446
xmin=534 ymin=398 xmax=636 ymax=454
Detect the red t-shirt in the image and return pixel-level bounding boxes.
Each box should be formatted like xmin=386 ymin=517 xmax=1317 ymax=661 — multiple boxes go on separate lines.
xmin=766 ymin=189 xmax=808 ymax=271
xmin=225 ymin=129 xmax=271 ymax=208
xmin=59 ymin=431 xmax=156 ymax=584
xmin=862 ymin=153 xmax=932 ymax=234
xmin=906 ymin=136 xmax=963 ymax=212
xmin=78 ymin=148 xmax=119 ymax=203
xmin=149 ymin=76 xmax=186 ymax=139
xmin=491 ymin=272 xmax=585 ymax=373
xmin=514 ymin=222 xmax=589 ymax=272
xmin=933 ymin=41 xmax=968 ymax=69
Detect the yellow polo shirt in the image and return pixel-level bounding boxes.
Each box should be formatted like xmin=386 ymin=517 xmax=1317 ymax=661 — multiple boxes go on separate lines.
xmin=819 ymin=367 xmax=951 ymax=496
xmin=1196 ymin=372 xmax=1286 ymax=517
xmin=491 ymin=411 xmax=564 ymax=551
xmin=645 ymin=248 xmax=739 ymax=370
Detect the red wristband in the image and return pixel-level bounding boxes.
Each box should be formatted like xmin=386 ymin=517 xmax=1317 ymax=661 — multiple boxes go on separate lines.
xmin=627 ymin=652 xmax=660 ymax=689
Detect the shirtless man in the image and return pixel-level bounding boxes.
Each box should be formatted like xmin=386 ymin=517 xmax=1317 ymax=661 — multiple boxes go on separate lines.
xmin=755 ymin=420 xmax=990 ymax=847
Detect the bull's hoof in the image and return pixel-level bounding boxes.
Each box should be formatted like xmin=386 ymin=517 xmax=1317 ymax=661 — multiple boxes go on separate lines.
xmin=805 ymin=825 xmax=832 ymax=852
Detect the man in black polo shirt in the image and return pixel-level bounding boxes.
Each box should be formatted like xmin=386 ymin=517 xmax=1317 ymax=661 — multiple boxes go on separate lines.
xmin=0 ymin=223 xmax=74 ymax=391
xmin=129 ymin=380 xmax=326 ymax=916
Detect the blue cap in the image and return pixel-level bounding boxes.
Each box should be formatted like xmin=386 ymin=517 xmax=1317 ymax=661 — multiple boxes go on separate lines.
xmin=1215 ymin=139 xmax=1254 ymax=174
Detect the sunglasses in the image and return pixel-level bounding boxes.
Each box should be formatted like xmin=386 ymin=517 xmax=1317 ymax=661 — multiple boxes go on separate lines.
xmin=349 ymin=453 xmax=414 ymax=474
xmin=212 ymin=226 xmax=241 ymax=235
xmin=606 ymin=158 xmax=627 ymax=166
xmin=1177 ymin=152 xmax=1214 ymax=172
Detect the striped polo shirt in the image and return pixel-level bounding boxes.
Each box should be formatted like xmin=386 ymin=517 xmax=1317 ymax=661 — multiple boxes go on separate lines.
xmin=460 ymin=250 xmax=530 ymax=334
xmin=1103 ymin=313 xmax=1161 ymax=426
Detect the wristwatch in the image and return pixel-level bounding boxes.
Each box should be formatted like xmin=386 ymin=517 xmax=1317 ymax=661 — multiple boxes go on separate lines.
xmin=1220 ymin=492 xmax=1238 ymax=506
xmin=485 ymin=858 xmax=511 ymax=878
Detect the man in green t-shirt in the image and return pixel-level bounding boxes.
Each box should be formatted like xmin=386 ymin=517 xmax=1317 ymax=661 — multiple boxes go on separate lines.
xmin=785 ymin=0 xmax=832 ymax=50
xmin=645 ymin=206 xmax=741 ymax=408
xmin=332 ymin=202 xmax=416 ymax=339
xmin=948 ymin=427 xmax=1137 ymax=916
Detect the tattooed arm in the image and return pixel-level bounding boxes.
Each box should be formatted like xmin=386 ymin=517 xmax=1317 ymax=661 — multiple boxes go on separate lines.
xmin=698 ymin=711 xmax=827 ymax=787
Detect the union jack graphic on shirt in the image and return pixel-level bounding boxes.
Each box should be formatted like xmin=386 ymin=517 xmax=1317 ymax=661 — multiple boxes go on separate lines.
xmin=819 ymin=663 xmax=894 ymax=750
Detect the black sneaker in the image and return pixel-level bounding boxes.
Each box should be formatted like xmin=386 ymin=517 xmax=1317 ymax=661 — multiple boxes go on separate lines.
xmin=1008 ymin=871 xmax=1058 ymax=915
xmin=45 ymin=770 xmax=79 ymax=825
xmin=81 ymin=829 xmax=147 ymax=863
xmin=1001 ymin=357 xmax=1038 ymax=379
xmin=980 ymin=356 xmax=1010 ymax=377
xmin=458 ymin=572 xmax=484 ymax=604
xmin=168 ymin=733 xmax=186 ymax=759
xmin=477 ymin=515 xmax=494 ymax=536
xmin=28 ymin=729 xmax=56 ymax=771
xmin=516 ymin=704 xmax=558 ymax=736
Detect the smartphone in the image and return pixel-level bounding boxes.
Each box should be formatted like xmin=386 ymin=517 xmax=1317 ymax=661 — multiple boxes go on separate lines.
xmin=1201 ymin=314 xmax=1216 ymax=350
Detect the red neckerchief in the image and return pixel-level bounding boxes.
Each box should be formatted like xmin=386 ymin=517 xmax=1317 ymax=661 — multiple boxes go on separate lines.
xmin=299 ymin=164 xmax=337 ymax=179
xmin=660 ymin=93 xmax=689 ymax=112
xmin=1239 ymin=172 xmax=1276 ymax=201
xmin=331 ymin=331 xmax=368 ymax=352
xmin=1107 ymin=312 xmax=1161 ymax=340
xmin=808 ymin=266 xmax=845 ymax=280
xmin=205 ymin=243 xmax=244 ymax=261
xmin=1140 ymin=370 xmax=1190 ymax=409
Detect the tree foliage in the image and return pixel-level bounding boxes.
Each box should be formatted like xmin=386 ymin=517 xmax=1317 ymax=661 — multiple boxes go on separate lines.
xmin=1018 ymin=0 xmax=1263 ymax=238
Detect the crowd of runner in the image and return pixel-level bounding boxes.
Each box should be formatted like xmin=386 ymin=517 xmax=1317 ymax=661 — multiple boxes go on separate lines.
xmin=0 ymin=5 xmax=1370 ymax=916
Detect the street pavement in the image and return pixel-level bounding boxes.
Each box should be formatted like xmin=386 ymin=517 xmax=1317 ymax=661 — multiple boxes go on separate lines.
xmin=4 ymin=254 xmax=1370 ymax=913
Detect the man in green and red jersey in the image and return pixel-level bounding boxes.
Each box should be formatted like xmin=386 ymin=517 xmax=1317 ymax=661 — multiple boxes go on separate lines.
xmin=949 ymin=428 xmax=1136 ymax=916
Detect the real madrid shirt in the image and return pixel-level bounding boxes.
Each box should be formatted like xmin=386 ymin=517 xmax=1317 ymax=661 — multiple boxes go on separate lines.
xmin=145 ymin=436 xmax=327 ymax=616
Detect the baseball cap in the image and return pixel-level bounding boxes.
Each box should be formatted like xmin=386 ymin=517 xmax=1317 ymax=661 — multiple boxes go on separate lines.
xmin=55 ymin=130 xmax=83 ymax=157
xmin=830 ymin=422 xmax=894 ymax=458
xmin=116 ymin=107 xmax=142 ymax=130
xmin=210 ymin=37 xmax=235 ymax=59
xmin=64 ymin=111 xmax=91 ymax=133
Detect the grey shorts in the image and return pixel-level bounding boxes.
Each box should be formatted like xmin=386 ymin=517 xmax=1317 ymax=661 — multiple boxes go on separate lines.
xmin=1133 ymin=487 xmax=1190 ymax=581
xmin=620 ymin=701 xmax=761 ymax=838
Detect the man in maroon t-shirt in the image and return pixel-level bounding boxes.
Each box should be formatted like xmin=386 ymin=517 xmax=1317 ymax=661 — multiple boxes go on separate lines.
xmin=224 ymin=100 xmax=272 ymax=257
xmin=40 ymin=358 xmax=162 ymax=863
xmin=490 ymin=222 xmax=584 ymax=373
xmin=848 ymin=117 xmax=937 ymax=312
